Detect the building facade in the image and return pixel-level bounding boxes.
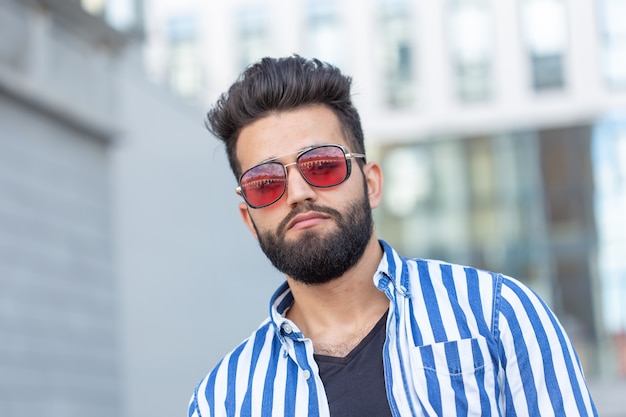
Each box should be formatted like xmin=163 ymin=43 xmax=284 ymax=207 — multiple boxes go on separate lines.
xmin=0 ymin=0 xmax=125 ymax=415
xmin=143 ymin=0 xmax=626 ymax=383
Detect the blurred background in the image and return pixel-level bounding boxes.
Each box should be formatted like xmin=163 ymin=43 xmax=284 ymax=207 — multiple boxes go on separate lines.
xmin=1 ymin=0 xmax=625 ymax=416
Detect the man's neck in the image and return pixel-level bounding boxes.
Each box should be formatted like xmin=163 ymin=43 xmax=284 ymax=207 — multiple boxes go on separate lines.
xmin=285 ymin=237 xmax=389 ymax=357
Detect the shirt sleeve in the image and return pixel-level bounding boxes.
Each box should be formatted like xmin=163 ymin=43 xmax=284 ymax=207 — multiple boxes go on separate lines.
xmin=496 ymin=274 xmax=597 ymax=416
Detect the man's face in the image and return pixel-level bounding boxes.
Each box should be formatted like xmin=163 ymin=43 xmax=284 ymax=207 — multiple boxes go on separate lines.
xmin=235 ymin=105 xmax=381 ymax=284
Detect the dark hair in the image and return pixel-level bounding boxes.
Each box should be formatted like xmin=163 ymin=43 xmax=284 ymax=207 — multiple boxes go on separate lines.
xmin=206 ymin=55 xmax=366 ymax=179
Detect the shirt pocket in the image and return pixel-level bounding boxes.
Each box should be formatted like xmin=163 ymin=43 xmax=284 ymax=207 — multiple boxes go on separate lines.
xmin=408 ymin=337 xmax=497 ymax=416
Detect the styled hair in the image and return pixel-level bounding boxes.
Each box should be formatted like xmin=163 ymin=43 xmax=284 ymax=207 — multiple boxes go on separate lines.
xmin=206 ymin=55 xmax=366 ymax=179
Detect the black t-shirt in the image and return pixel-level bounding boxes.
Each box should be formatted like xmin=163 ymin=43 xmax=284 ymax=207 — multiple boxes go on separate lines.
xmin=314 ymin=312 xmax=392 ymax=417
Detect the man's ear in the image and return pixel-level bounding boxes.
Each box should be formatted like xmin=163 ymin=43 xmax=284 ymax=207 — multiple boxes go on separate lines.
xmin=363 ymin=162 xmax=383 ymax=209
xmin=239 ymin=202 xmax=259 ymax=240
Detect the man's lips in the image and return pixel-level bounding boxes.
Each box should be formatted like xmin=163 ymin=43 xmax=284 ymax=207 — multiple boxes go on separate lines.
xmin=286 ymin=212 xmax=331 ymax=231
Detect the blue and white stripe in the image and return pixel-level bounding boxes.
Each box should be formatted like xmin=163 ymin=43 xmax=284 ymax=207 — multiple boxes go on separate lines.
xmin=189 ymin=240 xmax=597 ymax=416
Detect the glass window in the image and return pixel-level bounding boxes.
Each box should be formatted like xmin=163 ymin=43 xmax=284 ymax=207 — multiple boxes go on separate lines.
xmin=167 ymin=15 xmax=196 ymax=43
xmin=448 ymin=0 xmax=493 ymax=102
xmin=305 ymin=0 xmax=343 ymax=66
xmin=537 ymin=125 xmax=598 ymax=371
xmin=378 ymin=133 xmax=542 ymax=276
xmin=166 ymin=15 xmax=203 ymax=99
xmin=105 ymin=0 xmax=139 ymax=31
xmin=598 ymin=0 xmax=626 ymax=87
xmin=520 ymin=0 xmax=568 ymax=91
xmin=236 ymin=6 xmax=270 ymax=69
xmin=592 ymin=115 xmax=626 ymax=339
xmin=377 ymin=0 xmax=415 ymax=108
xmin=382 ymin=147 xmax=432 ymax=218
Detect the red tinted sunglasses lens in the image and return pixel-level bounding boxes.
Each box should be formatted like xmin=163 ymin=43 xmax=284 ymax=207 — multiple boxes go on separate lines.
xmin=240 ymin=162 xmax=286 ymax=208
xmin=298 ymin=146 xmax=348 ymax=187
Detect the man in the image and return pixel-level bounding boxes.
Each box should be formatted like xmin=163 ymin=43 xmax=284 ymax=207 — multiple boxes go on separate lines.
xmin=188 ymin=56 xmax=597 ymax=416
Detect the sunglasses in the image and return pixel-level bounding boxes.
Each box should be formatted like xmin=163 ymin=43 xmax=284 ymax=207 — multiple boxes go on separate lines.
xmin=236 ymin=144 xmax=366 ymax=208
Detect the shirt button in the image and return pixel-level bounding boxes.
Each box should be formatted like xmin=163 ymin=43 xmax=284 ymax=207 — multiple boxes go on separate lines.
xmin=303 ymin=370 xmax=311 ymax=380
xmin=282 ymin=323 xmax=293 ymax=334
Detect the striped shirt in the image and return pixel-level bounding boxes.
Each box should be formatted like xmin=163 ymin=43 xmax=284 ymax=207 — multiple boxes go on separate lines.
xmin=188 ymin=240 xmax=597 ymax=416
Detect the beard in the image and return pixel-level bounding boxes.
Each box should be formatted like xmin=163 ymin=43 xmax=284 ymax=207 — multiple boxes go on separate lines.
xmin=252 ymin=192 xmax=374 ymax=285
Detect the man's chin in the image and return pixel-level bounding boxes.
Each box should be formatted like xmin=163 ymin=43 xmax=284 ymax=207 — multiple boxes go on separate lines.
xmin=290 ymin=273 xmax=341 ymax=287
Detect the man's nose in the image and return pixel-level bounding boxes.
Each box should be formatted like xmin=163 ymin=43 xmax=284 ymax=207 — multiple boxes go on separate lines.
xmin=284 ymin=164 xmax=318 ymax=206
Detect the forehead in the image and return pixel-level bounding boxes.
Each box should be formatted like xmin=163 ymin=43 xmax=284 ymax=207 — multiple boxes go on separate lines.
xmin=235 ymin=105 xmax=348 ymax=170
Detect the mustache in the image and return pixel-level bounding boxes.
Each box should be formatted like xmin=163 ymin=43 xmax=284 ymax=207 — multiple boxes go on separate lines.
xmin=277 ymin=203 xmax=342 ymax=235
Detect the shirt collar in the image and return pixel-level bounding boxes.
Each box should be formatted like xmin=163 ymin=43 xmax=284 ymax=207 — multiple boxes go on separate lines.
xmin=269 ymin=281 xmax=294 ymax=340
xmin=373 ymin=239 xmax=411 ymax=298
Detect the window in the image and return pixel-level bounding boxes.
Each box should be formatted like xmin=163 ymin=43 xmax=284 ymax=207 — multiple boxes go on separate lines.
xmin=236 ymin=6 xmax=270 ymax=69
xmin=520 ymin=0 xmax=568 ymax=91
xmin=377 ymin=0 xmax=415 ymax=108
xmin=598 ymin=0 xmax=626 ymax=87
xmin=377 ymin=134 xmax=538 ymax=278
xmin=448 ymin=0 xmax=493 ymax=102
xmin=382 ymin=147 xmax=432 ymax=218
xmin=592 ymin=115 xmax=626 ymax=339
xmin=166 ymin=15 xmax=203 ymax=99
xmin=305 ymin=0 xmax=343 ymax=66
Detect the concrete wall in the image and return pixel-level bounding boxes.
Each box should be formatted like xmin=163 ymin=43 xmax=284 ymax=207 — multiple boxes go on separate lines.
xmin=0 ymin=73 xmax=119 ymax=417
xmin=0 ymin=1 xmax=122 ymax=416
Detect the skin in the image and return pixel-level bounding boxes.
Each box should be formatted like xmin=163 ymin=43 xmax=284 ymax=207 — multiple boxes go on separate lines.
xmin=236 ymin=104 xmax=390 ymax=357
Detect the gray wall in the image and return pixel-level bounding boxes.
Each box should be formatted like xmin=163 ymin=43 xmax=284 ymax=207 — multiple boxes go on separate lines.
xmin=113 ymin=53 xmax=280 ymax=417
xmin=0 ymin=95 xmax=119 ymax=416
xmin=0 ymin=1 xmax=123 ymax=416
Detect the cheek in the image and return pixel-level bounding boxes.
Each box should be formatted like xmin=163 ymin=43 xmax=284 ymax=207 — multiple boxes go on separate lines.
xmin=246 ymin=210 xmax=281 ymax=236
